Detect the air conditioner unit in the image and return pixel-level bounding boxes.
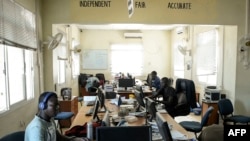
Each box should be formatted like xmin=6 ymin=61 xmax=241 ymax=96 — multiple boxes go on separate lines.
xmin=124 ymin=32 xmax=143 ymax=38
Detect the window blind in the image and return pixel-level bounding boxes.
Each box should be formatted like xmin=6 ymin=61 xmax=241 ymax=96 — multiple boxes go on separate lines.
xmin=0 ymin=0 xmax=37 ymax=50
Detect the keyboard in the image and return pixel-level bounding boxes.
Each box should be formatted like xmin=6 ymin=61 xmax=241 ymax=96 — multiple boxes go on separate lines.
xmin=86 ymin=101 xmax=95 ymax=106
xmin=85 ymin=107 xmax=94 ymax=115
xmin=117 ymin=90 xmax=133 ymax=93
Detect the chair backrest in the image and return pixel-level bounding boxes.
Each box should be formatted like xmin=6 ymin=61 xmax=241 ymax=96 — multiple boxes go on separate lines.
xmin=175 ymin=78 xmax=197 ymax=109
xmin=200 ymin=106 xmax=214 ymax=127
xmin=0 ymin=131 xmax=25 ymax=141
xmin=174 ymin=92 xmax=190 ymax=116
xmin=218 ymin=99 xmax=234 ymax=118
xmin=61 ymin=87 xmax=72 ymax=100
xmin=95 ymin=73 xmax=105 ymax=85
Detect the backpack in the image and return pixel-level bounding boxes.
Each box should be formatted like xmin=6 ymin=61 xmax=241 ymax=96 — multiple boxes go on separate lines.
xmin=65 ymin=121 xmax=102 ymax=139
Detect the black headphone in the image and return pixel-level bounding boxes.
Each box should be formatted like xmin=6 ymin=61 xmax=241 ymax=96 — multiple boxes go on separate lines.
xmin=38 ymin=92 xmax=54 ymax=110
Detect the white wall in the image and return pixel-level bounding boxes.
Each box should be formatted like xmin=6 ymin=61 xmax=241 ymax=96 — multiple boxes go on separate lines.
xmin=79 ymin=30 xmax=172 ymax=80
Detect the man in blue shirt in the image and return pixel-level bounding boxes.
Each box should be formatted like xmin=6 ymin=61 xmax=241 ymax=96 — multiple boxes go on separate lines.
xmin=150 ymin=71 xmax=161 ymax=91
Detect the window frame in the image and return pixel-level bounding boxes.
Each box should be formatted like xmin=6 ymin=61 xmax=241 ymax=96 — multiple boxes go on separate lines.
xmin=0 ymin=44 xmax=35 ymax=114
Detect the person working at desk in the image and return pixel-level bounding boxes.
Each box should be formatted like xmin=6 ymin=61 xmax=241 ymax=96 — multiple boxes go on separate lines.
xmin=148 ymin=71 xmax=161 ymax=91
xmin=149 ymin=77 xmax=177 ymax=118
xmin=85 ymin=76 xmax=100 ymax=92
xmin=25 ymin=91 xmax=88 ymax=141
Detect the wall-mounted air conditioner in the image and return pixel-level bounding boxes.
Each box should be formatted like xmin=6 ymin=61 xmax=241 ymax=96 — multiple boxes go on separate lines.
xmin=124 ymin=32 xmax=143 ymax=38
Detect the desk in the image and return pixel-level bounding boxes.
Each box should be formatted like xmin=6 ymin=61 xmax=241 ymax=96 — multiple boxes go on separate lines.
xmin=58 ymin=96 xmax=78 ymax=127
xmin=201 ymin=99 xmax=219 ymax=125
xmin=70 ymin=99 xmax=194 ymax=139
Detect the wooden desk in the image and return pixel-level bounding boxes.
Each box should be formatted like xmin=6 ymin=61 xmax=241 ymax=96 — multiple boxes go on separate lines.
xmin=201 ymin=99 xmax=219 ymax=125
xmin=70 ymin=99 xmax=194 ymax=139
xmin=58 ymin=96 xmax=78 ymax=127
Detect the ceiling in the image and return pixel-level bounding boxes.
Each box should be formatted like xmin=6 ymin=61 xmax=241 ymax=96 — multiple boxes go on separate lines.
xmin=75 ymin=24 xmax=184 ymax=30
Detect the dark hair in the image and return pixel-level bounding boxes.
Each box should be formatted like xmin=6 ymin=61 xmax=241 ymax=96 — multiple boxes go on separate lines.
xmin=39 ymin=92 xmax=57 ymax=105
xmin=161 ymin=77 xmax=169 ymax=87
xmin=151 ymin=71 xmax=157 ymax=75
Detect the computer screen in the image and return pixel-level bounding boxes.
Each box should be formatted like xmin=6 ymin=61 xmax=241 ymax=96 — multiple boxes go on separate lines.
xmin=92 ymin=99 xmax=100 ymax=122
xmin=101 ymin=111 xmax=110 ymax=127
xmin=96 ymin=126 xmax=152 ymax=141
xmin=145 ymin=97 xmax=157 ymax=122
xmin=97 ymin=88 xmax=105 ymax=109
xmin=118 ymin=78 xmax=135 ymax=90
xmin=155 ymin=112 xmax=173 ymax=141
xmin=134 ymin=88 xmax=145 ymax=112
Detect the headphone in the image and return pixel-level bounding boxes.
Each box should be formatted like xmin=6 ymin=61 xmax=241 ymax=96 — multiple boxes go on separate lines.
xmin=38 ymin=92 xmax=55 ymax=110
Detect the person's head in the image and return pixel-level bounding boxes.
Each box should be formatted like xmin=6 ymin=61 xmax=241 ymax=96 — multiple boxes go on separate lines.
xmin=160 ymin=77 xmax=169 ymax=88
xmin=151 ymin=71 xmax=157 ymax=79
xmin=38 ymin=92 xmax=59 ymax=119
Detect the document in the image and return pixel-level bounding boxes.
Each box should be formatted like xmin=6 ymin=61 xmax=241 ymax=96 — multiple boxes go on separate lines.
xmin=83 ymin=96 xmax=96 ymax=101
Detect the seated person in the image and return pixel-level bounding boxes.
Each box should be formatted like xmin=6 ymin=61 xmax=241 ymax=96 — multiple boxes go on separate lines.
xmin=85 ymin=76 xmax=100 ymax=92
xmin=149 ymin=77 xmax=177 ymax=118
xmin=25 ymin=91 xmax=88 ymax=141
xmin=148 ymin=71 xmax=161 ymax=91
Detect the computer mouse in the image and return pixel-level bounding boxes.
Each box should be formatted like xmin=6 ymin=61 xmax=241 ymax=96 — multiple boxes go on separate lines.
xmin=85 ymin=113 xmax=92 ymax=116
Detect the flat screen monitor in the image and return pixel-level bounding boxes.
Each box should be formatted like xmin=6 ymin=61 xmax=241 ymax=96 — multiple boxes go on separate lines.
xmin=97 ymin=88 xmax=105 ymax=109
xmin=101 ymin=111 xmax=110 ymax=127
xmin=96 ymin=126 xmax=152 ymax=141
xmin=134 ymin=89 xmax=145 ymax=112
xmin=145 ymin=97 xmax=157 ymax=122
xmin=155 ymin=112 xmax=173 ymax=141
xmin=92 ymin=99 xmax=100 ymax=122
xmin=118 ymin=78 xmax=135 ymax=90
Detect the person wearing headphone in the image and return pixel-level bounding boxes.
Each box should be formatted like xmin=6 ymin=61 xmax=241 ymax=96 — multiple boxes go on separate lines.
xmin=25 ymin=91 xmax=88 ymax=141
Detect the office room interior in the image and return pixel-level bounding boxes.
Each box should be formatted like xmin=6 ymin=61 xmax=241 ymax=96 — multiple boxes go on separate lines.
xmin=0 ymin=0 xmax=250 ymax=137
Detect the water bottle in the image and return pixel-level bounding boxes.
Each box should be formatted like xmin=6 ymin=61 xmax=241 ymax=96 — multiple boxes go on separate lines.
xmin=87 ymin=122 xmax=93 ymax=141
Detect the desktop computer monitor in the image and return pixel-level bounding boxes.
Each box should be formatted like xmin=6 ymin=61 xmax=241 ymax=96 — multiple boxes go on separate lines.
xmin=101 ymin=111 xmax=110 ymax=127
xmin=118 ymin=78 xmax=135 ymax=91
xmin=96 ymin=126 xmax=152 ymax=141
xmin=134 ymin=88 xmax=145 ymax=112
xmin=97 ymin=88 xmax=105 ymax=109
xmin=92 ymin=99 xmax=100 ymax=122
xmin=155 ymin=112 xmax=173 ymax=141
xmin=145 ymin=97 xmax=157 ymax=122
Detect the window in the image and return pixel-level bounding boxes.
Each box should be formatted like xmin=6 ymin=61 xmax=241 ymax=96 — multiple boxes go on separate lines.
xmin=0 ymin=0 xmax=36 ymax=113
xmin=111 ymin=44 xmax=143 ymax=76
xmin=0 ymin=44 xmax=34 ymax=113
xmin=196 ymin=29 xmax=218 ymax=85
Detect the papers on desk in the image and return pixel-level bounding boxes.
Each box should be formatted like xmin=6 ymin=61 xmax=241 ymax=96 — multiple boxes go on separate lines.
xmin=84 ymin=96 xmax=96 ymax=101
xmin=83 ymin=96 xmax=96 ymax=106
xmin=171 ymin=130 xmax=188 ymax=140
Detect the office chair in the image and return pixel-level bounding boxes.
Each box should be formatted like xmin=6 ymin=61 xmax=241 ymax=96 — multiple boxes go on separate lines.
xmin=218 ymin=98 xmax=250 ymax=125
xmin=0 ymin=131 xmax=25 ymax=141
xmin=54 ymin=112 xmax=74 ymax=134
xmin=175 ymin=78 xmax=197 ymax=109
xmin=179 ymin=106 xmax=214 ymax=139
xmin=95 ymin=73 xmax=107 ymax=86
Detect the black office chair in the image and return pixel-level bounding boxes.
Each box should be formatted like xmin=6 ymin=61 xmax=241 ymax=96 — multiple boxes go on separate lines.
xmin=179 ymin=106 xmax=214 ymax=139
xmin=95 ymin=73 xmax=107 ymax=86
xmin=0 ymin=131 xmax=25 ymax=141
xmin=218 ymin=98 xmax=250 ymax=125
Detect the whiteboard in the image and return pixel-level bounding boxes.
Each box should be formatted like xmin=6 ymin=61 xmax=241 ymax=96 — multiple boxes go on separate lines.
xmin=81 ymin=49 xmax=108 ymax=69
